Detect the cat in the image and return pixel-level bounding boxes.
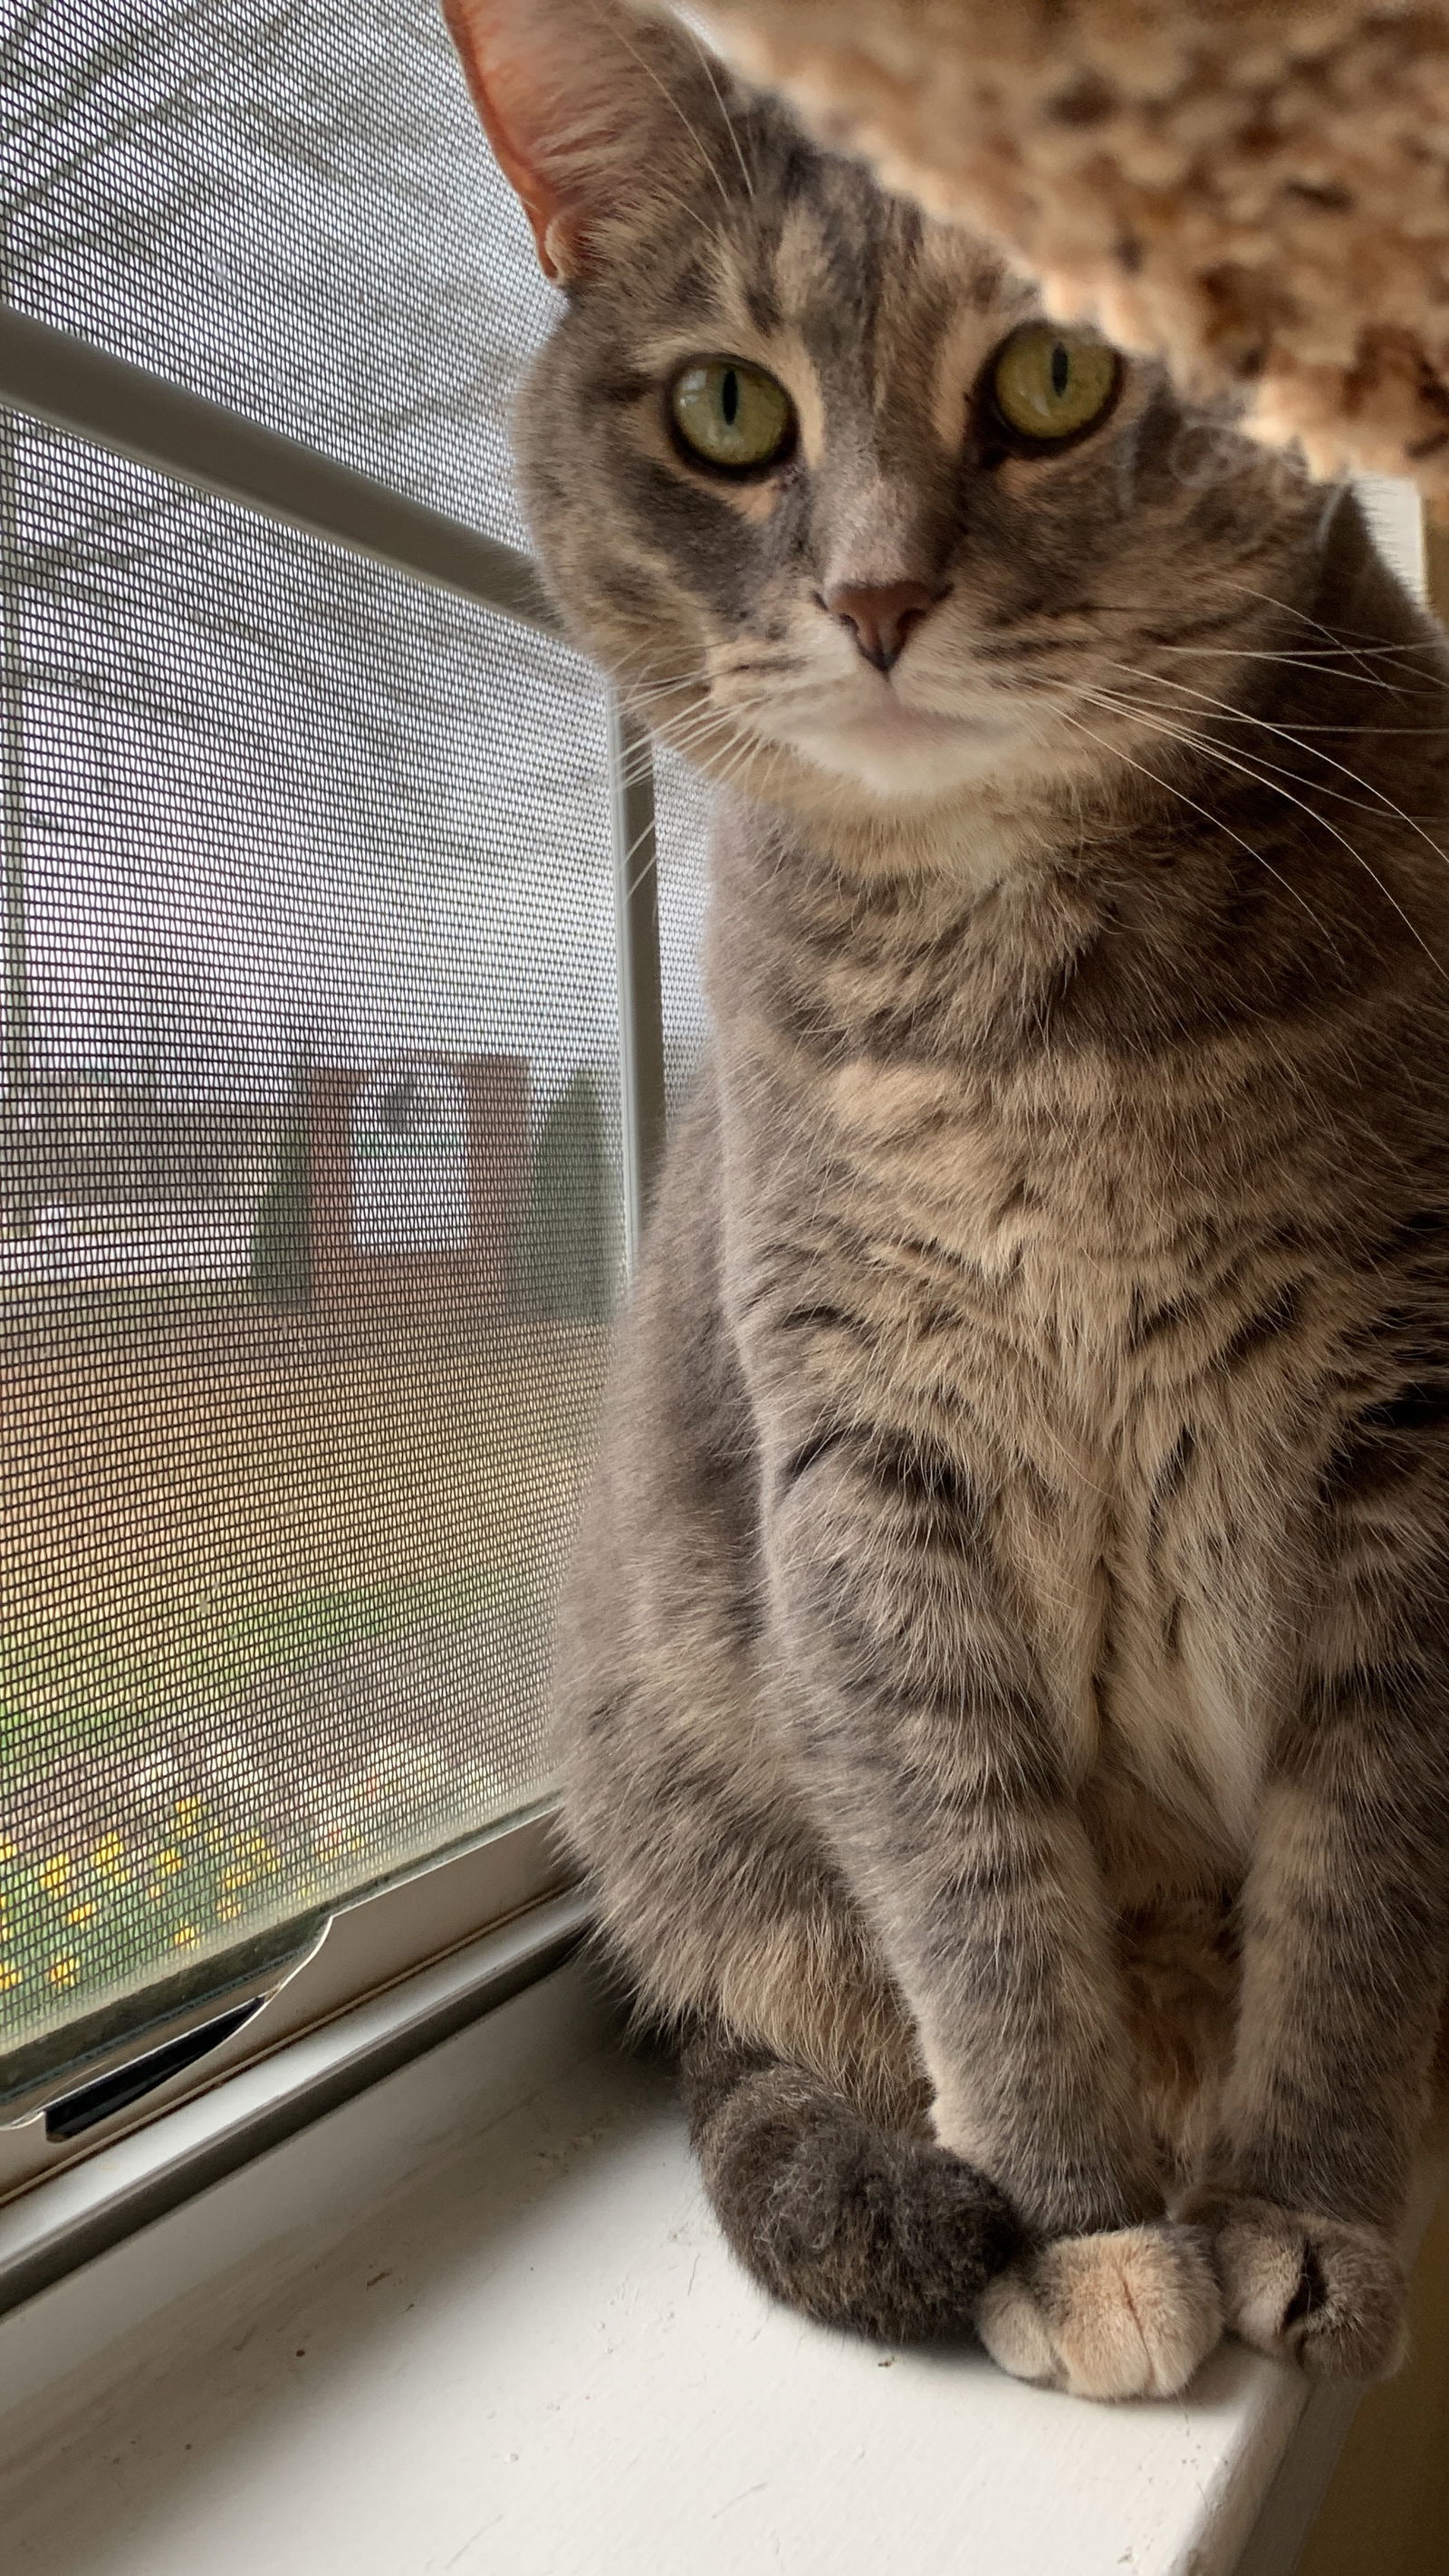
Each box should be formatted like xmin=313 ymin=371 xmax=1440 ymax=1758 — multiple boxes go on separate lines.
xmin=445 ymin=0 xmax=1449 ymax=2398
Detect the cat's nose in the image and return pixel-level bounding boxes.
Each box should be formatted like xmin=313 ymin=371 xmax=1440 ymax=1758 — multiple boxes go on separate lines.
xmin=822 ymin=579 xmax=940 ymax=674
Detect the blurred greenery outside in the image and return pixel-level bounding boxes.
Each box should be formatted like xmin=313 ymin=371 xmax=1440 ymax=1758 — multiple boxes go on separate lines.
xmin=519 ymin=1070 xmax=623 ymax=1324
xmin=0 ymin=1071 xmax=620 ymax=2043
xmin=1 ymin=1566 xmax=506 ymax=2023
xmin=248 ymin=1116 xmax=312 ymax=1308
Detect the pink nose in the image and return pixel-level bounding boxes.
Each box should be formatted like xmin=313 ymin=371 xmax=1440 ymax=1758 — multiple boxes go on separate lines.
xmin=823 ymin=579 xmax=939 ymax=674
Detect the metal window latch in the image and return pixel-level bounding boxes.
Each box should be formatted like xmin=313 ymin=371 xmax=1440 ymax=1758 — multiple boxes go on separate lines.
xmin=42 ymin=1997 xmax=270 ymax=2141
xmin=1 ymin=1914 xmax=331 ymax=2138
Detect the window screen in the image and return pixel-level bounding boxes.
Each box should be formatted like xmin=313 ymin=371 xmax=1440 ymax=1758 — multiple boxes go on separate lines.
xmin=1 ymin=1 xmax=682 ymax=2082
xmin=654 ymin=746 xmax=712 ymax=1121
xmin=7 ymin=0 xmax=542 ymax=549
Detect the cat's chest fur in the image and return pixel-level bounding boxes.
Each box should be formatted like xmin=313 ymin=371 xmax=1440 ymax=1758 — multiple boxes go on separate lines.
xmin=722 ymin=859 xmax=1344 ymax=1868
xmin=846 ymin=1062 xmax=1295 ymax=1853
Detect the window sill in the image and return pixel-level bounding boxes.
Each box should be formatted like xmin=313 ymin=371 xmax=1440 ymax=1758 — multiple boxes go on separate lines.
xmin=0 ymin=1957 xmax=1435 ymax=2576
xmin=0 ymin=1816 xmax=579 ymax=2241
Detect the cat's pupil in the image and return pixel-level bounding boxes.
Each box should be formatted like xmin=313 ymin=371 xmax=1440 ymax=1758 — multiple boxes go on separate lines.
xmin=722 ymin=368 xmax=740 ymax=426
xmin=1051 ymin=341 xmax=1070 ymax=398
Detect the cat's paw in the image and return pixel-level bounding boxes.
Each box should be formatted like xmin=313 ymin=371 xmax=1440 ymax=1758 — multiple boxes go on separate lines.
xmin=975 ymin=2222 xmax=1223 ymax=2400
xmin=1187 ymin=2194 xmax=1408 ymax=2380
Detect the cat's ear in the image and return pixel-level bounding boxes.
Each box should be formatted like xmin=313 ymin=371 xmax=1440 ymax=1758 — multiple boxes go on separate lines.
xmin=443 ymin=0 xmax=698 ymax=284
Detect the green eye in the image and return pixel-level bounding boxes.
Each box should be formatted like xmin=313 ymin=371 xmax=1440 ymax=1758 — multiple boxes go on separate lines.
xmin=989 ymin=323 xmax=1120 ymax=446
xmin=670 ymin=359 xmax=795 ymax=473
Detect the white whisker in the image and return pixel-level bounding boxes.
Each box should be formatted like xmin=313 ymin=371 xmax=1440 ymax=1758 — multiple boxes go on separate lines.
xmin=589 ymin=0 xmax=736 ymax=215
xmin=1053 ymin=681 xmax=1449 ymax=985
xmin=683 ymin=24 xmax=756 ymax=202
xmin=1032 ymin=692 xmax=1348 ymax=961
xmin=1101 ymin=658 xmax=1449 ymax=878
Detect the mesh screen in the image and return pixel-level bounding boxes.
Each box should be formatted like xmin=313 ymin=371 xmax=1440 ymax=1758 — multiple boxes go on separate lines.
xmin=0 ymin=0 xmax=651 ymax=2057
xmin=1 ymin=417 xmax=620 ymax=2052
xmin=653 ymin=746 xmax=712 ymax=1121
xmin=8 ymin=0 xmax=548 ymax=547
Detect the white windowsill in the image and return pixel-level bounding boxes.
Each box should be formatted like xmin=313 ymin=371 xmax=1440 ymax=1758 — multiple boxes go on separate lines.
xmin=0 ymin=1956 xmax=1425 ymax=2576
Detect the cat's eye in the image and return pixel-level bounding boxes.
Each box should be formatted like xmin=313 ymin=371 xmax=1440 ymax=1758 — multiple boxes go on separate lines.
xmin=988 ymin=323 xmax=1120 ymax=448
xmin=669 ymin=359 xmax=796 ymax=475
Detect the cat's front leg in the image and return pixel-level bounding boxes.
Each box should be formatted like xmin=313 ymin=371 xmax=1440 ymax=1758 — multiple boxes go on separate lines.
xmin=1186 ymin=1656 xmax=1449 ymax=2380
xmin=766 ymin=1419 xmax=1222 ymax=2397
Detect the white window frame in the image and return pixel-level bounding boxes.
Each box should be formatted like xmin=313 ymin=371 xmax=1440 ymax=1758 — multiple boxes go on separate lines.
xmin=0 ymin=306 xmax=665 ymax=2273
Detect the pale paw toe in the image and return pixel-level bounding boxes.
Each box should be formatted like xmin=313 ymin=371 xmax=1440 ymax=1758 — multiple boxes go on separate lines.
xmin=977 ymin=2221 xmax=1223 ymax=2401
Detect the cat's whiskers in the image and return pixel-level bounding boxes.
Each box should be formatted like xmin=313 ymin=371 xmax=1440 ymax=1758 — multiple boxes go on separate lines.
xmin=1157 ymin=643 xmax=1436 ymax=698
xmin=1048 ymin=678 xmax=1448 ymax=983
xmin=1242 ymin=724 xmax=1449 ymax=735
xmin=1087 ymin=586 xmax=1444 ymax=688
xmin=1009 ymin=673 xmax=1350 ymax=958
xmin=1011 ymin=618 xmax=1432 ymax=694
xmin=1219 ymin=578 xmax=1446 ymax=693
xmin=608 ymin=701 xmax=740 ymax=806
xmin=666 ymin=690 xmax=771 ymax=747
xmin=589 ymin=0 xmax=738 ymax=216
xmin=1151 ymin=641 xmax=1425 ymax=668
xmin=710 ymin=655 xmax=811 ymax=682
xmin=618 ymin=649 xmax=809 ymax=722
xmin=615 ymin=667 xmax=730 ymax=734
xmin=1101 ymin=656 xmax=1449 ymax=869
xmin=1080 ymin=675 xmax=1420 ymax=838
xmin=619 ymin=706 xmax=744 ymax=791
xmin=680 ymin=20 xmax=758 ymax=202
xmin=605 ymin=636 xmax=696 ymax=679
xmin=619 ymin=685 xmax=710 ymax=746
xmin=1223 ymin=576 xmax=1438 ymax=655
xmin=616 ymin=710 xmax=776 ymax=905
xmin=651 ymin=697 xmax=795 ymax=803
xmin=609 ymin=654 xmax=705 ymax=706
xmin=596 ymin=652 xmax=707 ymax=724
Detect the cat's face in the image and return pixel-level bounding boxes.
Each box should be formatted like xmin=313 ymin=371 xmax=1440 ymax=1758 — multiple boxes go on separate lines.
xmin=449 ymin=1 xmax=1323 ymax=836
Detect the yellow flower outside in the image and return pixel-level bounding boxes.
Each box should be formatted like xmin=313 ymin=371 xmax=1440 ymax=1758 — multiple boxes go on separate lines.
xmin=0 ymin=1966 xmax=20 ymax=1992
xmin=49 ymin=1957 xmax=79 ymax=1987
xmin=155 ymin=1848 xmax=183 ymax=1876
xmin=65 ymin=1902 xmax=96 ymax=1926
xmin=37 ymin=1855 xmax=71 ymax=1893
xmin=172 ymin=1924 xmax=198 ymax=1947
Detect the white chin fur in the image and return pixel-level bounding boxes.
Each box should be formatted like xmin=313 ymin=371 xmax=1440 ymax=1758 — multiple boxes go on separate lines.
xmin=782 ymin=717 xmax=1022 ymax=802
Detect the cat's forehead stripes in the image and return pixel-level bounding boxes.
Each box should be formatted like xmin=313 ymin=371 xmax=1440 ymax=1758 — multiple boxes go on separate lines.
xmin=724 ymin=188 xmax=1038 ymax=466
xmin=662 ymin=229 xmax=831 ymax=475
xmin=593 ymin=75 xmax=1044 ymax=491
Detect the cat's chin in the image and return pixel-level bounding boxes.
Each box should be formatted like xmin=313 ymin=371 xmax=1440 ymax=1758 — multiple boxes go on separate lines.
xmin=782 ymin=705 xmax=1026 ymax=803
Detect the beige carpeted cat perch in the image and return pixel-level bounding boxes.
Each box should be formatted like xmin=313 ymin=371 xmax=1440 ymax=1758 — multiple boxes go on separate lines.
xmin=684 ymin=0 xmax=1449 ymax=503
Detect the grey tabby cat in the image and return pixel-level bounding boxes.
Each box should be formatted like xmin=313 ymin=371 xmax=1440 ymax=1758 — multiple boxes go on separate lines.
xmin=445 ymin=0 xmax=1449 ymax=2398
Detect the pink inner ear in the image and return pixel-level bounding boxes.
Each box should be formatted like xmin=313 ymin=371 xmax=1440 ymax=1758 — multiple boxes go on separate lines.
xmin=442 ymin=0 xmax=574 ymax=279
xmin=446 ymin=0 xmax=672 ymax=287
